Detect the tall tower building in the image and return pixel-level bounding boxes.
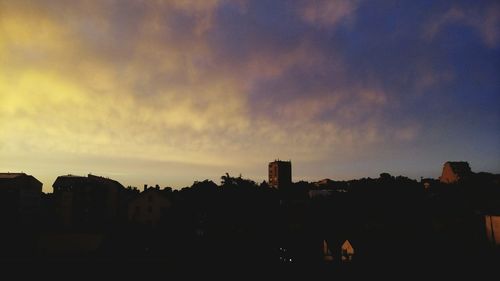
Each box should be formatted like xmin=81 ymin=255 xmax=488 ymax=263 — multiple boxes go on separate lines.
xmin=268 ymin=160 xmax=292 ymax=188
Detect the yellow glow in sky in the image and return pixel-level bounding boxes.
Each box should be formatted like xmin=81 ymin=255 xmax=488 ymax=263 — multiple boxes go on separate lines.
xmin=3 ymin=1 xmax=496 ymax=192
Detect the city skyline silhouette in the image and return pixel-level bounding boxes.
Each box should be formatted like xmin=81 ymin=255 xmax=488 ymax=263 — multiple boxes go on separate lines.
xmin=0 ymin=0 xmax=499 ymax=275
xmin=1 ymin=160 xmax=499 ymax=275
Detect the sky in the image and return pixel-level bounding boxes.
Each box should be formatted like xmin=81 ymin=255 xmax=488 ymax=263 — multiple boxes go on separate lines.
xmin=1 ymin=0 xmax=499 ymax=193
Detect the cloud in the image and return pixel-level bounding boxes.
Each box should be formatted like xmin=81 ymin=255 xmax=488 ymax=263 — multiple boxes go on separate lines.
xmin=424 ymin=7 xmax=464 ymax=40
xmin=394 ymin=125 xmax=420 ymax=141
xmin=1 ymin=0 xmax=498 ymax=190
xmin=0 ymin=0 xmax=244 ymax=166
xmin=0 ymin=0 xmax=429 ymax=164
xmin=412 ymin=62 xmax=455 ymax=94
xmin=298 ymin=0 xmax=359 ymax=28
xmin=424 ymin=4 xmax=500 ymax=48
xmin=480 ymin=6 xmax=500 ymax=48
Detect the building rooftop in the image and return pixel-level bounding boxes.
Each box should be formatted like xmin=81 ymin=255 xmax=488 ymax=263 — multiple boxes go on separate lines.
xmin=53 ymin=174 xmax=124 ymax=189
xmin=0 ymin=172 xmax=27 ymax=179
xmin=0 ymin=172 xmax=42 ymax=186
xmin=270 ymin=159 xmax=291 ymax=163
xmin=445 ymin=161 xmax=472 ymax=175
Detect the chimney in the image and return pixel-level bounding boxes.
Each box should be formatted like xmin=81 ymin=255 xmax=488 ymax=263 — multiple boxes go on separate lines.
xmin=155 ymin=184 xmax=160 ymax=190
xmin=144 ymin=184 xmax=147 ymax=191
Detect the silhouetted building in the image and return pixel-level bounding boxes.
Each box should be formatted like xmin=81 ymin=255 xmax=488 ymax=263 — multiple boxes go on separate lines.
xmin=439 ymin=161 xmax=472 ymax=183
xmin=117 ymin=186 xmax=140 ymax=222
xmin=0 ymin=172 xmax=42 ymax=226
xmin=128 ymin=187 xmax=172 ymax=227
xmin=269 ymin=160 xmax=292 ymax=188
xmin=52 ymin=174 xmax=123 ymax=228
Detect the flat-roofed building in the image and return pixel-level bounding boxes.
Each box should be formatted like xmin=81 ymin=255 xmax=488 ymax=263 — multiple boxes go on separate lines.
xmin=269 ymin=160 xmax=292 ymax=188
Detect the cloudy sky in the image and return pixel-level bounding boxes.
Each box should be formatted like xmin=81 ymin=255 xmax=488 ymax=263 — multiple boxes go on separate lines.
xmin=1 ymin=0 xmax=499 ymax=192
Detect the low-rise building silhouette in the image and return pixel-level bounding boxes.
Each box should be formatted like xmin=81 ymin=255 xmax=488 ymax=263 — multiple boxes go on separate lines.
xmin=0 ymin=172 xmax=42 ymax=226
xmin=52 ymin=174 xmax=124 ymax=228
xmin=128 ymin=185 xmax=172 ymax=227
xmin=439 ymin=161 xmax=472 ymax=183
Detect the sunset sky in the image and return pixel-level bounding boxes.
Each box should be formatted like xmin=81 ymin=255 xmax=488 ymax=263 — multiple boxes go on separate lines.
xmin=1 ymin=0 xmax=499 ymax=192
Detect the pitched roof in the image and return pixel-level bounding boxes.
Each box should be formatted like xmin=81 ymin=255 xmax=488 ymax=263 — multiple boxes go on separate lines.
xmin=0 ymin=173 xmax=43 ymax=186
xmin=87 ymin=174 xmax=123 ymax=188
xmin=52 ymin=174 xmax=124 ymax=189
xmin=446 ymin=161 xmax=472 ymax=175
xmin=342 ymin=240 xmax=354 ymax=250
xmin=52 ymin=175 xmax=87 ymax=188
xmin=0 ymin=173 xmax=26 ymax=179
